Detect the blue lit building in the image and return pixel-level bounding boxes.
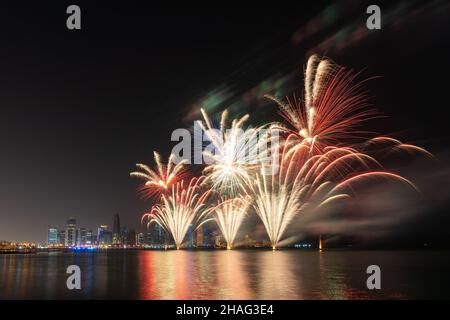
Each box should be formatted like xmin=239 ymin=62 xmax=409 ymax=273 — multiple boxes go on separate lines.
xmin=97 ymin=225 xmax=112 ymax=245
xmin=47 ymin=226 xmax=58 ymax=245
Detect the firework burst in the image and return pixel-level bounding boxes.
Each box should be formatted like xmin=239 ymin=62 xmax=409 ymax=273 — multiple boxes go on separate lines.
xmin=131 ymin=54 xmax=430 ymax=250
xmin=213 ymin=195 xmax=251 ymax=249
xmin=130 ymin=151 xmax=188 ymax=200
xmin=247 ymin=138 xmax=417 ymax=249
xmin=197 ymin=108 xmax=265 ymax=196
xmin=249 ymin=54 xmax=430 ymax=248
xmin=266 ymin=54 xmax=378 ymax=153
xmin=141 ymin=176 xmax=213 ymax=249
xmin=364 ymin=136 xmax=433 ymax=159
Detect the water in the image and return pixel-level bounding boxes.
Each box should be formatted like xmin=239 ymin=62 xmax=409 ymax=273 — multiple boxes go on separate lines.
xmin=1 ymin=250 xmax=449 ymax=299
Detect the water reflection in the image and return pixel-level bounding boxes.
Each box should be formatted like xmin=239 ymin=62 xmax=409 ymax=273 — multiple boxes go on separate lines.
xmin=256 ymin=251 xmax=300 ymax=299
xmin=1 ymin=250 xmax=449 ymax=299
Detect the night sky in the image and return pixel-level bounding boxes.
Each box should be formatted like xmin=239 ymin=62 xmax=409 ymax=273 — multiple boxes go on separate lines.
xmin=1 ymin=0 xmax=450 ymax=244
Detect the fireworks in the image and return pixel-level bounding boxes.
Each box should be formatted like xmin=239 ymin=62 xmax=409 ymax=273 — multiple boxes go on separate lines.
xmin=197 ymin=108 xmax=263 ymax=196
xmin=266 ymin=55 xmax=378 ymax=153
xmin=247 ymin=139 xmax=418 ymax=249
xmin=364 ymin=136 xmax=433 ymax=158
xmin=246 ymin=142 xmax=345 ymax=249
xmin=130 ymin=151 xmax=187 ymax=200
xmin=142 ymin=176 xmax=213 ymax=249
xmin=246 ymin=55 xmax=427 ymax=248
xmin=213 ymin=195 xmax=251 ymax=249
xmin=131 ymin=54 xmax=430 ymax=250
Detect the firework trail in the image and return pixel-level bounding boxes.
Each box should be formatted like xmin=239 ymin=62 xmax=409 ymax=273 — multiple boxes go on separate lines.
xmin=132 ymin=55 xmax=430 ymax=250
xmin=364 ymin=136 xmax=433 ymax=159
xmin=213 ymin=195 xmax=251 ymax=249
xmin=197 ymin=108 xmax=265 ymax=196
xmin=141 ymin=176 xmax=213 ymax=249
xmin=266 ymin=55 xmax=379 ymax=154
xmin=130 ymin=151 xmax=188 ymax=200
xmin=247 ymin=137 xmax=418 ymax=249
xmin=248 ymin=55 xmax=429 ymax=248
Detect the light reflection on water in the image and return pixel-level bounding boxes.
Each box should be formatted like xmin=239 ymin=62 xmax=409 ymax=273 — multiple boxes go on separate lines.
xmin=1 ymin=250 xmax=449 ymax=299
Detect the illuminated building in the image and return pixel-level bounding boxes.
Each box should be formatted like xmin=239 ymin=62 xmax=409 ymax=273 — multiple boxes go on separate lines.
xmin=97 ymin=224 xmax=107 ymax=241
xmin=85 ymin=230 xmax=93 ymax=245
xmin=47 ymin=226 xmax=58 ymax=245
xmin=121 ymin=227 xmax=136 ymax=246
xmin=97 ymin=224 xmax=112 ymax=245
xmin=65 ymin=217 xmax=77 ymax=246
xmin=57 ymin=229 xmax=65 ymax=245
xmin=112 ymin=213 xmax=121 ymax=245
xmin=136 ymin=232 xmax=144 ymax=246
xmin=77 ymin=227 xmax=87 ymax=246
xmin=143 ymin=231 xmax=152 ymax=245
xmin=152 ymin=224 xmax=164 ymax=246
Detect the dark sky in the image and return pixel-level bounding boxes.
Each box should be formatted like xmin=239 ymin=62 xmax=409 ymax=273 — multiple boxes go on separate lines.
xmin=1 ymin=1 xmax=450 ymax=243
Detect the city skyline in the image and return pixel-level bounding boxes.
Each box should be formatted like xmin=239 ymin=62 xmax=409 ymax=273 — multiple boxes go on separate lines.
xmin=40 ymin=213 xmax=238 ymax=249
xmin=42 ymin=213 xmax=139 ymax=246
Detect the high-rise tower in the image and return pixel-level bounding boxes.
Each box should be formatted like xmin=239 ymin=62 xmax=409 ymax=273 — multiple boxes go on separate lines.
xmin=113 ymin=213 xmax=121 ymax=245
xmin=65 ymin=217 xmax=77 ymax=247
xmin=47 ymin=226 xmax=58 ymax=245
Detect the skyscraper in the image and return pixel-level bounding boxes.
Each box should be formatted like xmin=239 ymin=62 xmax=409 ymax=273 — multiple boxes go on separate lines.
xmin=57 ymin=229 xmax=65 ymax=245
xmin=86 ymin=230 xmax=93 ymax=245
xmin=97 ymin=225 xmax=112 ymax=245
xmin=144 ymin=231 xmax=152 ymax=245
xmin=136 ymin=232 xmax=144 ymax=246
xmin=78 ymin=227 xmax=87 ymax=246
xmin=112 ymin=213 xmax=121 ymax=245
xmin=126 ymin=228 xmax=136 ymax=246
xmin=65 ymin=217 xmax=77 ymax=247
xmin=97 ymin=224 xmax=107 ymax=242
xmin=47 ymin=226 xmax=58 ymax=245
xmin=152 ymin=224 xmax=165 ymax=247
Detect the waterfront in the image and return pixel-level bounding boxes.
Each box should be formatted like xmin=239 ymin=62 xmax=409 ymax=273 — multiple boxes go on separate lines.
xmin=1 ymin=250 xmax=449 ymax=299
